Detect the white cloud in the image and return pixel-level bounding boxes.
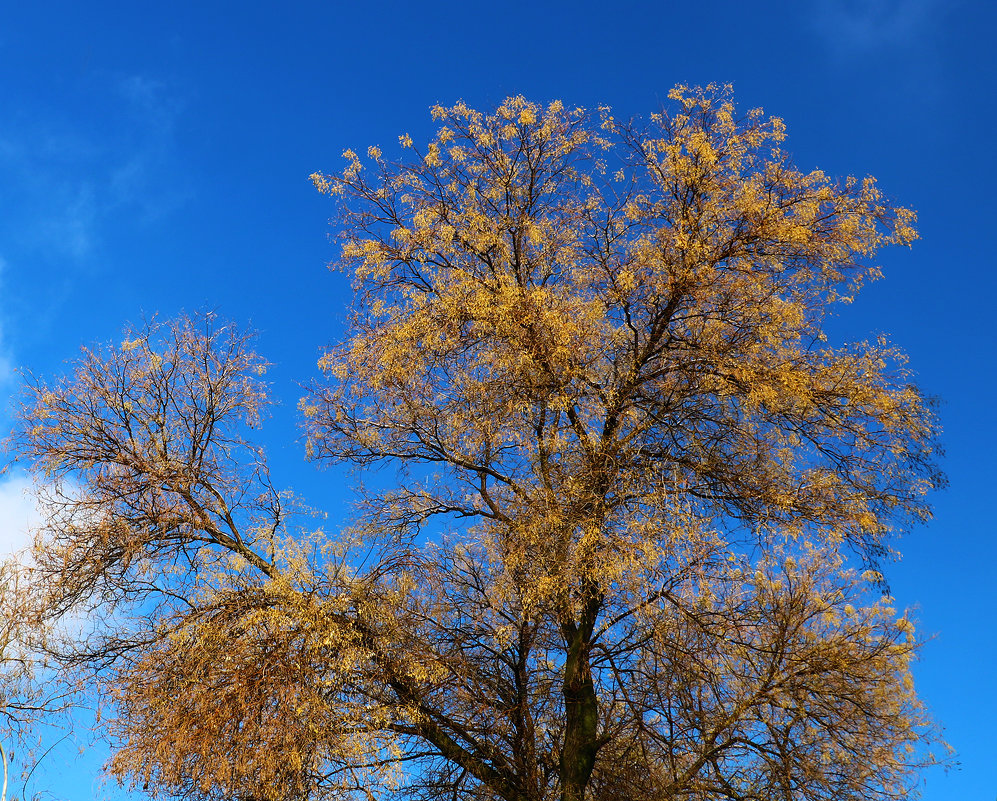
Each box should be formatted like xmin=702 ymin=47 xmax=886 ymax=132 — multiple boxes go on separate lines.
xmin=0 ymin=472 xmax=40 ymax=558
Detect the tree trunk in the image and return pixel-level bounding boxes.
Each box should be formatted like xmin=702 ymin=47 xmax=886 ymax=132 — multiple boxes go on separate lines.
xmin=559 ymin=610 xmax=600 ymax=801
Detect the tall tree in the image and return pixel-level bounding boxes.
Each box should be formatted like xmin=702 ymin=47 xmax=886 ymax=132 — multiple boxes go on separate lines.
xmin=8 ymin=87 xmax=943 ymax=801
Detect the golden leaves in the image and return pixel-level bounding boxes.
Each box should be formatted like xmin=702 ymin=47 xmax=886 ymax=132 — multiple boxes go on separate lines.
xmin=1 ymin=87 xmax=945 ymax=801
xmin=298 ymin=88 xmax=943 ymax=797
xmin=308 ymin=73 xmax=940 ymax=537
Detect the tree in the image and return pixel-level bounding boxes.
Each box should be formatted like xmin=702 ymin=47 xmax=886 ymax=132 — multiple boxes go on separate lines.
xmin=0 ymin=557 xmax=72 ymax=801
xmin=0 ymin=561 xmax=41 ymax=801
xmin=7 ymin=86 xmax=944 ymax=801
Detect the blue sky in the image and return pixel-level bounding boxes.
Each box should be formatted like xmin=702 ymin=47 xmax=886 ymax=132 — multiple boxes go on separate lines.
xmin=0 ymin=1 xmax=994 ymax=798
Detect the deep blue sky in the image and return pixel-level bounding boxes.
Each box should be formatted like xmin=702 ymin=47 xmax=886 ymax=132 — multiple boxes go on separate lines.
xmin=0 ymin=1 xmax=993 ymax=798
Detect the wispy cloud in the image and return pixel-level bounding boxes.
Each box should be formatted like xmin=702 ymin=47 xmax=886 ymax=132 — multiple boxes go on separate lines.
xmin=0 ymin=72 xmax=191 ymax=369
xmin=0 ymin=255 xmax=13 ymax=388
xmin=108 ymin=73 xmax=190 ymax=224
xmin=813 ymin=0 xmax=944 ymax=53
xmin=0 ymin=71 xmax=188 ymax=264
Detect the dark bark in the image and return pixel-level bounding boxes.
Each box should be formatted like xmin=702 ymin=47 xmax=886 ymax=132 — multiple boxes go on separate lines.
xmin=559 ymin=592 xmax=601 ymax=801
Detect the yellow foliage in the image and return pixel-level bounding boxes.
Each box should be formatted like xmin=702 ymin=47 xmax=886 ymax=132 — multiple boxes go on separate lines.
xmin=6 ymin=87 xmax=945 ymax=801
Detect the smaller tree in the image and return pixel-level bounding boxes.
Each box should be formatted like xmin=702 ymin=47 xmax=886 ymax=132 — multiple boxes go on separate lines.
xmin=0 ymin=557 xmax=72 ymax=801
xmin=8 ymin=314 xmax=323 ymax=798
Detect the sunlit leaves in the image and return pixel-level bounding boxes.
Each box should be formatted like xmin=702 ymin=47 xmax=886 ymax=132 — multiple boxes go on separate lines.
xmin=6 ymin=87 xmax=945 ymax=801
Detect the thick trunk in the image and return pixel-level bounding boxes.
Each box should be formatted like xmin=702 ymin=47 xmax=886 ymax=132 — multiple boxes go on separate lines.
xmin=559 ymin=612 xmax=600 ymax=801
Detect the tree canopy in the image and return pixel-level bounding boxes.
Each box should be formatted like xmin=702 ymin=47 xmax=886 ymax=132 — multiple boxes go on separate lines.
xmin=5 ymin=86 xmax=943 ymax=801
